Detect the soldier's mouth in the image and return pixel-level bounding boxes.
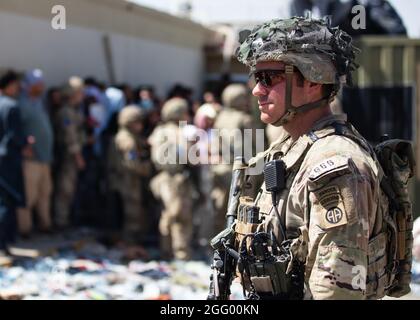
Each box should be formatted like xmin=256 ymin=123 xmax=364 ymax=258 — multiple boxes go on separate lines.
xmin=258 ymin=103 xmax=271 ymax=111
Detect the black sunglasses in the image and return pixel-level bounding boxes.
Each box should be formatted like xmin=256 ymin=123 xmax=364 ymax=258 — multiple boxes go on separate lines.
xmin=251 ymin=69 xmax=286 ymax=88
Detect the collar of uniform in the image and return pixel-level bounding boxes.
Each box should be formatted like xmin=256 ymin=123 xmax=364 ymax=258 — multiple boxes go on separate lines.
xmin=271 ymin=131 xmax=291 ymax=147
xmin=279 ymin=114 xmax=347 ymax=169
xmin=248 ymin=131 xmax=292 ymax=168
xmin=280 ymin=134 xmax=314 ymax=169
xmin=310 ymin=113 xmax=348 ymax=132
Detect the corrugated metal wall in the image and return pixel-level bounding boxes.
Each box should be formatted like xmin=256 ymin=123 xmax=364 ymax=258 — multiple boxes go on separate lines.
xmin=353 ymin=37 xmax=420 ymax=87
xmin=344 ymin=36 xmax=420 ymax=218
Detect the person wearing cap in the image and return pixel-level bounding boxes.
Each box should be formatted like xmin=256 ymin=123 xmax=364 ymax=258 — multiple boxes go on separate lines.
xmin=215 ymin=17 xmax=389 ymax=300
xmin=17 ymin=69 xmax=53 ymax=236
xmin=148 ymin=98 xmax=194 ymax=260
xmin=0 ymin=70 xmax=26 ymax=252
xmin=107 ymin=105 xmax=152 ymax=245
xmin=52 ymin=80 xmax=86 ymax=229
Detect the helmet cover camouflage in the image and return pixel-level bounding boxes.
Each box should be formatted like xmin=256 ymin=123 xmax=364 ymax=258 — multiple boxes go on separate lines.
xmin=236 ymin=16 xmax=359 ymax=85
xmin=222 ymin=83 xmax=249 ymax=110
xmin=161 ymin=97 xmax=189 ymax=122
xmin=118 ymin=105 xmax=146 ymax=127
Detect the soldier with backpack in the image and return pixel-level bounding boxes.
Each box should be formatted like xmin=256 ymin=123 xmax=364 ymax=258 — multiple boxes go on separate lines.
xmin=208 ymin=16 xmax=414 ymax=300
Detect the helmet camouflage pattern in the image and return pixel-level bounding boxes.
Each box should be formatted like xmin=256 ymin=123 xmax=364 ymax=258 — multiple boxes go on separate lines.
xmin=222 ymin=83 xmax=249 ymax=110
xmin=118 ymin=105 xmax=146 ymax=127
xmin=161 ymin=97 xmax=189 ymax=122
xmin=236 ymin=16 xmax=359 ymax=85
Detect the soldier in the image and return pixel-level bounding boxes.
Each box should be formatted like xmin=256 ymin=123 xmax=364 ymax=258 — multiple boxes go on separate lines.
xmin=148 ymin=98 xmax=193 ymax=260
xmin=266 ymin=124 xmax=288 ymax=146
xmin=53 ymin=81 xmax=86 ymax=229
xmin=211 ymin=84 xmax=255 ymax=234
xmin=211 ymin=17 xmax=412 ymax=300
xmin=107 ymin=106 xmax=152 ymax=244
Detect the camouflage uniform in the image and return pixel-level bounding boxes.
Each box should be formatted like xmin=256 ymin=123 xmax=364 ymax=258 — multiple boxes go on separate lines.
xmin=230 ymin=17 xmax=397 ymax=299
xmin=266 ymin=124 xmax=288 ymax=146
xmin=53 ymin=102 xmax=85 ymax=228
xmin=107 ymin=106 xmax=151 ymax=243
xmin=211 ymin=84 xmax=255 ymax=234
xmin=243 ymin=114 xmax=382 ymax=299
xmin=148 ymin=98 xmax=193 ymax=260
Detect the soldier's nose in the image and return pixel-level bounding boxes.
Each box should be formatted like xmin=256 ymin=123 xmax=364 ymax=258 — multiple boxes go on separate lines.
xmin=252 ymin=82 xmax=268 ymax=97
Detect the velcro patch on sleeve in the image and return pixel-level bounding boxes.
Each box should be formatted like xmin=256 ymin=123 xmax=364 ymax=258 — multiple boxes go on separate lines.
xmin=308 ymin=155 xmax=352 ymax=185
xmin=312 ymin=185 xmax=348 ymax=230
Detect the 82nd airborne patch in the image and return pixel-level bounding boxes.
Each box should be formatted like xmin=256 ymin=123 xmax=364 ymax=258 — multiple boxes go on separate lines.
xmin=312 ymin=185 xmax=348 ymax=229
xmin=325 ymin=207 xmax=343 ymax=224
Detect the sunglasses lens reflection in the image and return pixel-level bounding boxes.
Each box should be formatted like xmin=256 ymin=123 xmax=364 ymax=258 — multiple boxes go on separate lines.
xmin=254 ymin=72 xmax=271 ymax=87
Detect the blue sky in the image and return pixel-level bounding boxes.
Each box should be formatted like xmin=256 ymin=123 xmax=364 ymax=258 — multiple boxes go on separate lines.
xmin=130 ymin=0 xmax=420 ymax=38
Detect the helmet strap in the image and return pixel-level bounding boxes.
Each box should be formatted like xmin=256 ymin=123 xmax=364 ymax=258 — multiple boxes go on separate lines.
xmin=270 ymin=64 xmax=330 ymax=127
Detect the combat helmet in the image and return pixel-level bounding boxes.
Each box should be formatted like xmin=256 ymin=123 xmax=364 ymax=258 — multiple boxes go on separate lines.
xmin=118 ymin=105 xmax=146 ymax=127
xmin=61 ymin=76 xmax=85 ymax=101
xmin=221 ymin=83 xmax=249 ymax=111
xmin=236 ymin=15 xmax=359 ymax=126
xmin=161 ymin=97 xmax=189 ymax=122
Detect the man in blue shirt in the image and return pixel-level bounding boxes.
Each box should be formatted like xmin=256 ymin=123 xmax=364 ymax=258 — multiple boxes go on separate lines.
xmin=17 ymin=69 xmax=53 ymax=236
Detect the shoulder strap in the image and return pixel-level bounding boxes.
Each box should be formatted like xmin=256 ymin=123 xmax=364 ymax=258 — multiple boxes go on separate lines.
xmin=331 ymin=122 xmax=376 ymax=158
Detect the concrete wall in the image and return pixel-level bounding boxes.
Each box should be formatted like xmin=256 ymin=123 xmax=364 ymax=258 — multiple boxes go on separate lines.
xmin=0 ymin=0 xmax=212 ymax=97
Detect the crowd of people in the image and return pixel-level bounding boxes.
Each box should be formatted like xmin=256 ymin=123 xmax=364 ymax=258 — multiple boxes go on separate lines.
xmin=0 ymin=68 xmax=265 ymax=261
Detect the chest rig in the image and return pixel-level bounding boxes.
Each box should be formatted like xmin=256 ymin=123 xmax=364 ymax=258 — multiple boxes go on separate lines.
xmin=233 ymin=120 xmax=372 ymax=300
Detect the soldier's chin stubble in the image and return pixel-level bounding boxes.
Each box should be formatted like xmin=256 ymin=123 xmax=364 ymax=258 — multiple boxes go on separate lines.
xmin=260 ymin=113 xmax=272 ymax=124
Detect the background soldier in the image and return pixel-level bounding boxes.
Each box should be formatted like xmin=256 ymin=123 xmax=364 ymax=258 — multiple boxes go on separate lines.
xmin=211 ymin=84 xmax=255 ymax=234
xmin=107 ymin=105 xmax=152 ymax=245
xmin=148 ymin=98 xmax=193 ymax=260
xmin=53 ymin=80 xmax=86 ymax=229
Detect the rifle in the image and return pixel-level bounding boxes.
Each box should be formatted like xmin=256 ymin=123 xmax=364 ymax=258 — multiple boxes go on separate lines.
xmin=207 ymin=157 xmax=246 ymax=300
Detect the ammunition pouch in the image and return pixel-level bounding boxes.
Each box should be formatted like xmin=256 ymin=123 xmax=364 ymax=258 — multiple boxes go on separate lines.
xmin=233 ymin=197 xmax=304 ymax=300
xmin=236 ymin=232 xmax=304 ymax=300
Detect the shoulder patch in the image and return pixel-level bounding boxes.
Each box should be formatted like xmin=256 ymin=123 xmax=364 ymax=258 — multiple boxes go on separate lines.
xmin=311 ymin=185 xmax=348 ymax=230
xmin=308 ymin=155 xmax=353 ymax=185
